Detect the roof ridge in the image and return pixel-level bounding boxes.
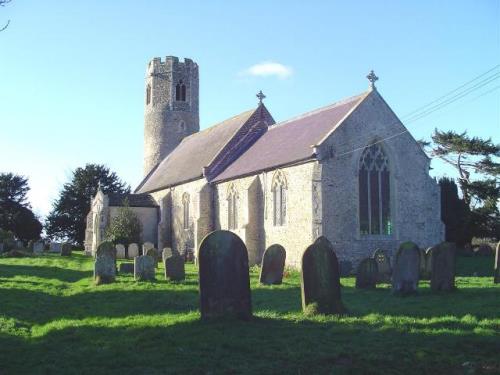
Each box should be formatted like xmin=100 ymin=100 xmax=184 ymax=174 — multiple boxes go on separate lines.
xmin=268 ymin=91 xmax=367 ymax=130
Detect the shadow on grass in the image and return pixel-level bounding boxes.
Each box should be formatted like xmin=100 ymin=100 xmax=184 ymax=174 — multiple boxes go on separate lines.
xmin=0 ymin=264 xmax=93 ymax=283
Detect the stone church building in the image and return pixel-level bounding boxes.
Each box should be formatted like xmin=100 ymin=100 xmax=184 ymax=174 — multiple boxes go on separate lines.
xmin=85 ymin=56 xmax=444 ymax=267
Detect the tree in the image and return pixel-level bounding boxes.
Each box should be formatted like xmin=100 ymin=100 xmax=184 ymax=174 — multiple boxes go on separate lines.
xmin=1 ymin=0 xmax=11 ymax=32
xmin=0 ymin=173 xmax=42 ymax=241
xmin=45 ymin=164 xmax=130 ymax=245
xmin=105 ymin=200 xmax=142 ymax=246
xmin=439 ymin=177 xmax=472 ymax=246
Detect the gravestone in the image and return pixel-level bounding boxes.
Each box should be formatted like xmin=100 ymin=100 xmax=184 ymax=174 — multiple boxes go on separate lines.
xmin=259 ymin=244 xmax=286 ymax=285
xmin=301 ymin=236 xmax=345 ymax=315
xmin=94 ymin=241 xmax=116 ymax=285
xmin=142 ymin=242 xmax=154 ymax=255
xmin=372 ymin=249 xmax=391 ymax=283
xmin=164 ymin=254 xmax=185 ymax=281
xmin=162 ymin=247 xmax=176 ymax=262
xmin=15 ymin=240 xmax=23 ymax=249
xmin=61 ymin=243 xmax=72 ymax=256
xmin=355 ymin=258 xmax=378 ymax=289
xmin=27 ymin=240 xmax=34 ymax=251
xmin=198 ymin=230 xmax=252 ymax=320
xmin=49 ymin=242 xmax=62 ymax=253
xmin=339 ymin=261 xmax=353 ymax=277
xmin=430 ymin=242 xmax=456 ymax=292
xmin=494 ymin=242 xmax=500 ymax=284
xmin=0 ymin=243 xmax=4 ymax=253
xmin=392 ymin=241 xmax=420 ymax=295
xmin=421 ymin=247 xmax=434 ymax=280
xmin=145 ymin=248 xmax=159 ymax=267
xmin=33 ymin=241 xmax=44 ymax=254
xmin=119 ymin=263 xmax=134 ymax=274
xmin=116 ymin=244 xmax=126 ymax=259
xmin=128 ymin=243 xmax=139 ymax=258
xmin=134 ymin=255 xmax=155 ymax=281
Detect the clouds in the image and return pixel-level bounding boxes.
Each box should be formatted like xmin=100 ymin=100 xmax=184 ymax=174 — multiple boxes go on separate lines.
xmin=242 ymin=61 xmax=293 ymax=79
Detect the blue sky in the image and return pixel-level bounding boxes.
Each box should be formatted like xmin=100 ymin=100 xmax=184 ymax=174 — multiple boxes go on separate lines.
xmin=0 ymin=0 xmax=499 ymax=218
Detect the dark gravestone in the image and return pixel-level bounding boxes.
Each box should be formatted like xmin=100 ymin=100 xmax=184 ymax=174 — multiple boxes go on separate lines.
xmin=134 ymin=255 xmax=155 ymax=281
xmin=494 ymin=242 xmax=500 ymax=284
xmin=372 ymin=249 xmax=391 ymax=283
xmin=94 ymin=241 xmax=116 ymax=285
xmin=164 ymin=254 xmax=185 ymax=281
xmin=422 ymin=247 xmax=434 ymax=280
xmin=301 ymin=236 xmax=345 ymax=315
xmin=392 ymin=241 xmax=420 ymax=295
xmin=430 ymin=242 xmax=456 ymax=292
xmin=355 ymin=258 xmax=378 ymax=289
xmin=61 ymin=243 xmax=72 ymax=256
xmin=119 ymin=263 xmax=134 ymax=274
xmin=259 ymin=244 xmax=286 ymax=285
xmin=145 ymin=248 xmax=159 ymax=268
xmin=198 ymin=230 xmax=252 ymax=320
xmin=339 ymin=261 xmax=352 ymax=277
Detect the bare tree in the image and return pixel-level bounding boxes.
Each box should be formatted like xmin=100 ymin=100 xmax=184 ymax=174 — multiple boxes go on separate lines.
xmin=0 ymin=0 xmax=11 ymax=32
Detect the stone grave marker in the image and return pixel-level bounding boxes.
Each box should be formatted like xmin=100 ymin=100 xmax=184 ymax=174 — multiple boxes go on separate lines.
xmin=301 ymin=236 xmax=345 ymax=315
xmin=115 ymin=244 xmax=126 ymax=259
xmin=128 ymin=243 xmax=139 ymax=258
xmin=94 ymin=241 xmax=116 ymax=285
xmin=145 ymin=247 xmax=159 ymax=267
xmin=61 ymin=243 xmax=72 ymax=256
xmin=119 ymin=263 xmax=134 ymax=274
xmin=339 ymin=261 xmax=353 ymax=277
xmin=259 ymin=244 xmax=286 ymax=285
xmin=164 ymin=254 xmax=185 ymax=281
xmin=355 ymin=258 xmax=378 ymax=289
xmin=0 ymin=243 xmax=4 ymax=253
xmin=392 ymin=241 xmax=420 ymax=295
xmin=494 ymin=242 xmax=500 ymax=284
xmin=430 ymin=242 xmax=456 ymax=292
xmin=421 ymin=247 xmax=434 ymax=280
xmin=162 ymin=247 xmax=176 ymax=262
xmin=134 ymin=255 xmax=155 ymax=281
xmin=33 ymin=241 xmax=44 ymax=254
xmin=142 ymin=242 xmax=154 ymax=255
xmin=49 ymin=242 xmax=62 ymax=253
xmin=372 ymin=249 xmax=391 ymax=283
xmin=198 ymin=230 xmax=252 ymax=320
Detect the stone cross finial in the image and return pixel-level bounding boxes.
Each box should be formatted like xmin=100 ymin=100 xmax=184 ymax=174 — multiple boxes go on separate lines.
xmin=97 ymin=180 xmax=102 ymax=191
xmin=367 ymin=70 xmax=379 ymax=89
xmin=256 ymin=90 xmax=266 ymax=105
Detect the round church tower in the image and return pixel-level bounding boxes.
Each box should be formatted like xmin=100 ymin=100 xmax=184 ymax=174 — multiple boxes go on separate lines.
xmin=143 ymin=56 xmax=199 ymax=176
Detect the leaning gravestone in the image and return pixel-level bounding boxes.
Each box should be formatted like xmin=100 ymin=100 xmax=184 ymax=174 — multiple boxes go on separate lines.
xmin=430 ymin=242 xmax=456 ymax=292
xmin=198 ymin=230 xmax=252 ymax=320
xmin=372 ymin=249 xmax=391 ymax=283
xmin=301 ymin=236 xmax=345 ymax=315
xmin=392 ymin=241 xmax=420 ymax=295
xmin=164 ymin=254 xmax=185 ymax=281
xmin=61 ymin=243 xmax=72 ymax=256
xmin=119 ymin=263 xmax=134 ymax=274
xmin=94 ymin=241 xmax=116 ymax=285
xmin=259 ymin=244 xmax=286 ymax=285
xmin=142 ymin=242 xmax=154 ymax=255
xmin=116 ymin=244 xmax=126 ymax=259
xmin=128 ymin=243 xmax=139 ymax=258
xmin=134 ymin=255 xmax=155 ymax=281
xmin=355 ymin=258 xmax=378 ymax=289
xmin=49 ymin=242 xmax=62 ymax=253
xmin=494 ymin=242 xmax=500 ymax=284
xmin=33 ymin=241 xmax=44 ymax=254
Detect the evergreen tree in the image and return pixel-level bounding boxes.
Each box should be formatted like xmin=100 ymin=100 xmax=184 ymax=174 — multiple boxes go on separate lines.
xmin=439 ymin=177 xmax=472 ymax=246
xmin=105 ymin=199 xmax=142 ymax=246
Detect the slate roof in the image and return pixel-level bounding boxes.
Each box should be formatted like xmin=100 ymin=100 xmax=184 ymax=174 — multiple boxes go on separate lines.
xmin=213 ymin=92 xmax=367 ymax=182
xmin=108 ymin=193 xmax=158 ymax=208
xmin=135 ymin=108 xmax=258 ymax=193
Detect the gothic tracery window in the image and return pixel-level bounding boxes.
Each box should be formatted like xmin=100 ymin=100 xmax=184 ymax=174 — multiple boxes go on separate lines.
xmin=182 ymin=193 xmax=190 ymax=229
xmin=359 ymin=144 xmax=391 ymax=235
xmin=227 ymin=184 xmax=238 ymax=230
xmin=272 ymin=171 xmax=287 ymax=226
xmin=176 ymin=80 xmax=187 ymax=102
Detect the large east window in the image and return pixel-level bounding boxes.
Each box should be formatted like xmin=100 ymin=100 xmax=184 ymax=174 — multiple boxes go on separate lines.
xmin=359 ymin=144 xmax=391 ymax=235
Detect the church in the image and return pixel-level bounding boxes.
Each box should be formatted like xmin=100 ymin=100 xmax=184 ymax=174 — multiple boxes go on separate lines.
xmin=84 ymin=56 xmax=444 ymax=267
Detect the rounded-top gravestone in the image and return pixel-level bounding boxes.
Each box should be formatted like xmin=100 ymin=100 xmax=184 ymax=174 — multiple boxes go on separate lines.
xmin=259 ymin=244 xmax=286 ymax=285
xmin=430 ymin=242 xmax=456 ymax=292
xmin=134 ymin=255 xmax=155 ymax=281
xmin=494 ymin=242 xmax=500 ymax=284
xmin=355 ymin=258 xmax=378 ymax=289
xmin=142 ymin=242 xmax=154 ymax=255
xmin=94 ymin=241 xmax=116 ymax=285
xmin=301 ymin=236 xmax=345 ymax=315
xmin=164 ymin=253 xmax=185 ymax=282
xmin=392 ymin=241 xmax=420 ymax=295
xmin=128 ymin=243 xmax=139 ymax=258
xmin=162 ymin=247 xmax=175 ymax=262
xmin=372 ymin=249 xmax=391 ymax=283
xmin=198 ymin=230 xmax=252 ymax=320
xmin=116 ymin=244 xmax=126 ymax=259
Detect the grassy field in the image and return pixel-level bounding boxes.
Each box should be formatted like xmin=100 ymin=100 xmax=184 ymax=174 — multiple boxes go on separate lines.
xmin=0 ymin=252 xmax=499 ymax=375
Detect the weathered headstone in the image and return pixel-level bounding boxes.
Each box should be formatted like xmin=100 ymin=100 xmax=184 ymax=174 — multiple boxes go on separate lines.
xmin=301 ymin=236 xmax=345 ymax=315
xmin=145 ymin=247 xmax=159 ymax=268
xmin=162 ymin=247 xmax=176 ymax=262
xmin=494 ymin=242 xmax=500 ymax=284
xmin=142 ymin=242 xmax=154 ymax=255
xmin=372 ymin=249 xmax=391 ymax=283
xmin=355 ymin=258 xmax=378 ymax=289
xmin=94 ymin=241 xmax=116 ymax=285
xmin=259 ymin=244 xmax=286 ymax=285
xmin=392 ymin=241 xmax=420 ymax=295
xmin=119 ymin=262 xmax=134 ymax=274
xmin=421 ymin=247 xmax=434 ymax=280
xmin=164 ymin=254 xmax=185 ymax=281
xmin=339 ymin=261 xmax=353 ymax=277
xmin=49 ymin=242 xmax=62 ymax=253
xmin=128 ymin=243 xmax=139 ymax=258
xmin=61 ymin=243 xmax=72 ymax=256
xmin=134 ymin=255 xmax=155 ymax=281
xmin=430 ymin=242 xmax=456 ymax=292
xmin=33 ymin=241 xmax=44 ymax=254
xmin=116 ymin=244 xmax=126 ymax=259
xmin=198 ymin=230 xmax=252 ymax=320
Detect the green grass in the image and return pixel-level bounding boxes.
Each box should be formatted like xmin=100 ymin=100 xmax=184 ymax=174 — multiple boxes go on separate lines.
xmin=0 ymin=252 xmax=499 ymax=375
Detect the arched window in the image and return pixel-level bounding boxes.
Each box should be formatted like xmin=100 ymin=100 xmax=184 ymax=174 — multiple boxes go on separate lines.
xmin=227 ymin=184 xmax=238 ymax=230
xmin=272 ymin=171 xmax=287 ymax=226
xmin=182 ymin=193 xmax=190 ymax=229
xmin=359 ymin=144 xmax=391 ymax=235
xmin=175 ymin=80 xmax=186 ymax=102
xmin=146 ymin=84 xmax=151 ymax=105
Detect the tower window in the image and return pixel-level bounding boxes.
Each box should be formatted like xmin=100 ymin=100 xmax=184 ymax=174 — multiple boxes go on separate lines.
xmin=146 ymin=84 xmax=151 ymax=105
xmin=176 ymin=80 xmax=187 ymax=102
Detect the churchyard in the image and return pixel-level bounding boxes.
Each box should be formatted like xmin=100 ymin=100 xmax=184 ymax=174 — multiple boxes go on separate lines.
xmin=0 ymin=243 xmax=499 ymax=375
